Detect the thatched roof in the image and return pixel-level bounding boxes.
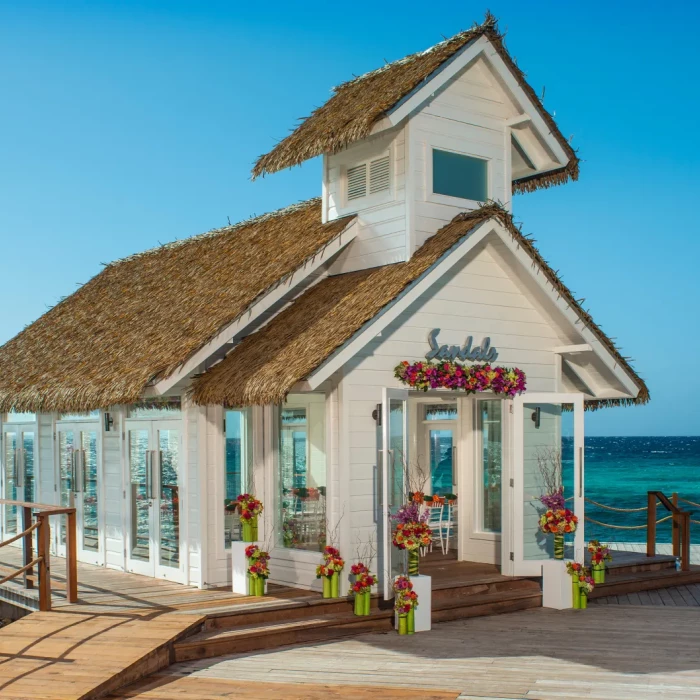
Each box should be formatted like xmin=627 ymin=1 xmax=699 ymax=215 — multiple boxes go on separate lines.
xmin=252 ymin=13 xmax=579 ymax=193
xmin=191 ymin=204 xmax=648 ymax=409
xmin=0 ymin=199 xmax=355 ymax=413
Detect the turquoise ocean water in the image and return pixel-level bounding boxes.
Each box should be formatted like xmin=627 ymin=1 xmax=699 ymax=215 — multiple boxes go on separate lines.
xmin=583 ymin=436 xmax=700 ymax=543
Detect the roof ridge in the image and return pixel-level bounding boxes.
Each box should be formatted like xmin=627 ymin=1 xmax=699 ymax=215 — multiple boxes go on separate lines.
xmin=108 ymin=197 xmax=321 ymax=268
xmin=332 ymin=13 xmax=499 ymax=93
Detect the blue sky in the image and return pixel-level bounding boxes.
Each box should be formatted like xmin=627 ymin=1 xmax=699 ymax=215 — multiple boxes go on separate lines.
xmin=1 ymin=1 xmax=698 ymax=436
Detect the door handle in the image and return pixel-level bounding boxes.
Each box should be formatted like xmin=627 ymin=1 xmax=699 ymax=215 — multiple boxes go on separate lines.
xmin=16 ymin=448 xmax=23 ymax=489
xmin=145 ymin=451 xmax=152 ymax=500
xmin=81 ymin=449 xmax=87 ymax=494
xmin=71 ymin=450 xmax=79 ymax=493
xmin=156 ymin=450 xmax=163 ymax=500
xmin=452 ymin=445 xmax=457 ymax=491
xmin=386 ymin=448 xmax=394 ymax=508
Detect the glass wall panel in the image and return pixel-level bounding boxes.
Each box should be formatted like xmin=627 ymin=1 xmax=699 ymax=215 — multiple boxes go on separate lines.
xmin=81 ymin=430 xmax=99 ymax=551
xmin=129 ymin=429 xmax=150 ymax=562
xmin=279 ymin=395 xmax=326 ymax=551
xmin=58 ymin=430 xmax=75 ymax=544
xmin=224 ymin=409 xmax=253 ymax=547
xmin=158 ymin=429 xmax=180 ymax=568
xmin=429 ymin=429 xmax=454 ymax=494
xmin=479 ymin=400 xmax=502 ymax=533
xmin=3 ymin=432 xmax=18 ymax=534
xmin=128 ymin=399 xmax=181 ymax=419
xmin=5 ymin=412 xmax=36 ymax=423
xmin=432 ymin=148 xmax=488 ymax=201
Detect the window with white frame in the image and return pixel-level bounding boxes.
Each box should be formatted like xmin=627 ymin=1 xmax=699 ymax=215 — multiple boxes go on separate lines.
xmin=278 ymin=394 xmax=327 ymax=552
xmin=346 ymin=153 xmax=391 ymax=202
xmin=223 ymin=408 xmax=253 ymax=548
xmin=432 ymin=148 xmax=488 ymax=202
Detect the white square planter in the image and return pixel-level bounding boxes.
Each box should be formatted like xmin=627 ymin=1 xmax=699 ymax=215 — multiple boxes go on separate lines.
xmin=394 ymin=574 xmax=432 ymax=632
xmin=542 ymin=560 xmax=572 ymax=609
xmin=231 ymin=541 xmax=267 ymax=595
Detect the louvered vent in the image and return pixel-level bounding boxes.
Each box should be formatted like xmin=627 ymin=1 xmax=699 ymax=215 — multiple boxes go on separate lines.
xmin=347 ymin=164 xmax=367 ymax=200
xmin=369 ymin=155 xmax=390 ymax=194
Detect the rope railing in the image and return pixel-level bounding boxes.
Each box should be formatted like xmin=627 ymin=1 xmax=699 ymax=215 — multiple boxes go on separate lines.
xmin=585 ymin=514 xmax=672 ymax=530
xmin=677 ymin=496 xmax=700 ymax=509
xmin=584 ymin=498 xmax=647 ymax=513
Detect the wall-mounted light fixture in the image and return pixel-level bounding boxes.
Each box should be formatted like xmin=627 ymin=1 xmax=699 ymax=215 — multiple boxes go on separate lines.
xmin=372 ymin=404 xmax=382 ymax=426
xmin=531 ymin=406 xmax=541 ymax=429
xmin=103 ymin=412 xmax=114 ymax=432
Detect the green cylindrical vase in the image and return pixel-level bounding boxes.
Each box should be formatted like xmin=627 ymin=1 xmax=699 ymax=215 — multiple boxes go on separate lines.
xmin=592 ymin=564 xmax=605 ymax=584
xmin=398 ymin=613 xmax=408 ymax=635
xmin=408 ymin=607 xmax=415 ymax=634
xmin=580 ymin=590 xmax=588 ymax=609
xmin=242 ymin=517 xmax=257 ymax=543
xmin=553 ymin=534 xmax=564 ymax=560
xmin=331 ymin=571 xmax=339 ymax=598
xmin=408 ymin=550 xmax=419 ymax=576
xmin=322 ymin=576 xmax=331 ymax=598
xmin=363 ymin=590 xmax=371 ymax=616
xmin=571 ymin=580 xmax=581 ymax=609
xmin=354 ymin=593 xmax=363 ymax=616
xmin=255 ymin=577 xmax=265 ymax=597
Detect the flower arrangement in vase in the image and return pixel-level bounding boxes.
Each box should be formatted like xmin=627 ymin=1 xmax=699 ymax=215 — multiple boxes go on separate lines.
xmin=393 ymin=575 xmax=418 ymax=635
xmin=236 ymin=494 xmax=263 ymax=542
xmin=316 ymin=546 xmax=345 ymax=598
xmin=538 ymin=508 xmax=578 ymax=559
xmin=566 ymin=561 xmax=587 ymax=609
xmin=588 ymin=540 xmax=612 ymax=583
xmin=394 ymin=360 xmax=526 ymax=396
xmin=350 ymin=563 xmax=376 ymax=616
xmin=578 ymin=574 xmax=595 ymax=609
xmin=391 ymin=503 xmax=432 ymax=576
xmin=245 ymin=544 xmax=270 ymax=596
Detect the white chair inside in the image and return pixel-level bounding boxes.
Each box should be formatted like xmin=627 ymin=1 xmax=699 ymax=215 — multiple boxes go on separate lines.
xmin=439 ymin=502 xmax=457 ymax=555
xmin=424 ymin=504 xmax=444 ymax=555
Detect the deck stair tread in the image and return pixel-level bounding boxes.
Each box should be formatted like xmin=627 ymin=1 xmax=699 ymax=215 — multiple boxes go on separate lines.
xmin=175 ymin=587 xmax=542 ymax=651
xmin=590 ymin=565 xmax=700 ymax=598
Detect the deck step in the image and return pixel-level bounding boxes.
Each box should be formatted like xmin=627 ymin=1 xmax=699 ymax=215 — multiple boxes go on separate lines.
xmin=606 ymin=556 xmax=676 ymax=578
xmin=200 ymin=576 xmax=539 ymax=631
xmin=590 ymin=566 xmax=700 ymax=598
xmin=173 ymin=587 xmax=542 ymax=662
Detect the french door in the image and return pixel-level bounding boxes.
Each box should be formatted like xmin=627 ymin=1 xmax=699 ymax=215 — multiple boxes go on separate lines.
xmin=56 ymin=423 xmax=103 ymax=565
xmin=1 ymin=423 xmax=36 ymax=537
xmin=511 ymin=393 xmax=584 ymax=576
xmin=379 ymin=388 xmax=408 ymax=599
xmin=126 ymin=420 xmax=183 ymax=581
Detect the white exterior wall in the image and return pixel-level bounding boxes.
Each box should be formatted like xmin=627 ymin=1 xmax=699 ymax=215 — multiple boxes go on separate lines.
xmin=37 ymin=413 xmax=53 ymax=505
xmin=409 ymin=56 xmax=516 ymax=252
xmin=326 ymin=127 xmax=408 ymax=274
xmin=339 ymin=241 xmax=569 ymax=558
xmin=103 ymin=408 xmax=124 ymax=569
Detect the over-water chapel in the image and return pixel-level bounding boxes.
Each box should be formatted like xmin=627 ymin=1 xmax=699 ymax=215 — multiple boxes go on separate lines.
xmin=0 ymin=15 xmax=648 ymax=596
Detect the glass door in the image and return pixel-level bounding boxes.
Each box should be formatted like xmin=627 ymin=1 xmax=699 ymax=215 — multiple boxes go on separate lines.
xmin=379 ymin=388 xmax=408 ymax=599
xmin=512 ymin=393 xmax=584 ymax=576
xmin=56 ymin=423 xmax=102 ymax=565
xmin=126 ymin=420 xmax=183 ymax=581
xmin=2 ymin=424 xmax=35 ymax=539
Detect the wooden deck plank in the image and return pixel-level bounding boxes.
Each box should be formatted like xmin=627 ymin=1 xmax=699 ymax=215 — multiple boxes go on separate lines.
xmin=104 ymin=606 xmax=700 ymax=700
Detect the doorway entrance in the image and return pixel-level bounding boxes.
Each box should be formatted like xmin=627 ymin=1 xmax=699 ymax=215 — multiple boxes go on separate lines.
xmin=1 ymin=419 xmax=36 ymax=538
xmin=56 ymin=418 xmax=102 ymax=565
xmin=125 ymin=418 xmax=183 ymax=581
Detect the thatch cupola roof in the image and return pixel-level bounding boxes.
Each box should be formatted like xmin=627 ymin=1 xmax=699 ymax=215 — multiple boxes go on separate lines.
xmin=252 ymin=13 xmax=579 ymax=193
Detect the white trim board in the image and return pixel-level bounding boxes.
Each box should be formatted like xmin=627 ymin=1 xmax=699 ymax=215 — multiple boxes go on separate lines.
xmin=149 ymin=218 xmax=359 ymax=395
xmin=307 ymin=218 xmax=641 ymax=402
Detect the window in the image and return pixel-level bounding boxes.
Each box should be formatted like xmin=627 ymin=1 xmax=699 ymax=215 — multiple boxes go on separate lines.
xmin=278 ymin=395 xmax=326 ymax=552
xmin=346 ymin=154 xmax=391 ymax=201
xmin=432 ymin=148 xmax=488 ymax=202
xmin=422 ymin=403 xmax=457 ymax=496
xmin=128 ymin=399 xmax=181 ymax=419
xmin=5 ymin=412 xmax=36 ymax=423
xmin=224 ymin=408 xmax=253 ymax=548
xmin=479 ymin=400 xmax=502 ymax=533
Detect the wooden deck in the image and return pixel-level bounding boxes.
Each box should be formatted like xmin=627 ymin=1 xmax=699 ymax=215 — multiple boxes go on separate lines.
xmin=592 ymin=583 xmax=700 ymax=607
xmin=106 ymin=605 xmax=700 ymax=700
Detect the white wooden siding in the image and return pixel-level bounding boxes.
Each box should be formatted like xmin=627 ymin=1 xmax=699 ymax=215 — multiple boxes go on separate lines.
xmin=103 ymin=408 xmax=124 ymax=570
xmin=340 ymin=242 xmax=569 ymax=550
xmin=326 ymin=127 xmax=408 ymax=274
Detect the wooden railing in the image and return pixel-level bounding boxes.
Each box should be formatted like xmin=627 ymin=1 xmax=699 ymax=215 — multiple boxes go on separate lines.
xmin=0 ymin=500 xmax=78 ymax=611
xmin=647 ymin=491 xmax=690 ymax=571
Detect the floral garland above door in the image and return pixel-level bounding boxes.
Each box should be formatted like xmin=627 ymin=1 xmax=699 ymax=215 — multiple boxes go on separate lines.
xmin=394 ymin=360 xmax=526 ymax=396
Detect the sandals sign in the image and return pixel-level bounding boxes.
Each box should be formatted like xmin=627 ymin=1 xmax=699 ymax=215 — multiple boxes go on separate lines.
xmin=425 ymin=328 xmax=498 ymax=363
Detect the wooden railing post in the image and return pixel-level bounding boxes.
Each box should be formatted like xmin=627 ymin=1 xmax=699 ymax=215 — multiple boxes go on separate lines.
xmin=681 ymin=512 xmax=690 ymax=572
xmin=37 ymin=513 xmax=51 ymax=611
xmin=672 ymin=493 xmax=680 ymax=559
xmin=647 ymin=492 xmax=656 ymax=557
xmin=66 ymin=510 xmax=78 ymax=603
xmin=22 ymin=506 xmax=34 ymax=590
